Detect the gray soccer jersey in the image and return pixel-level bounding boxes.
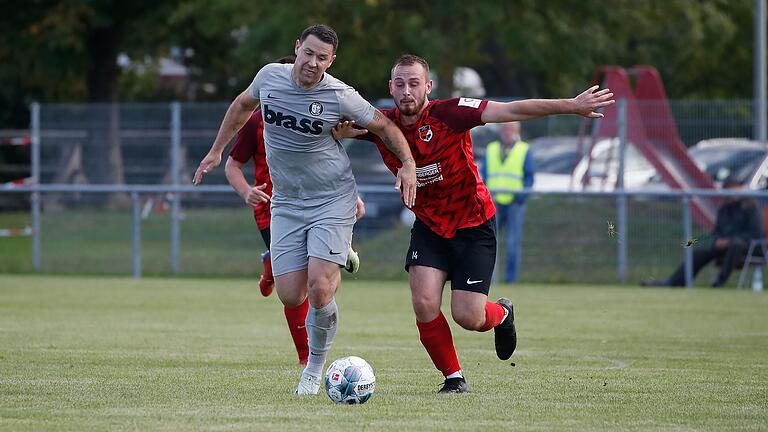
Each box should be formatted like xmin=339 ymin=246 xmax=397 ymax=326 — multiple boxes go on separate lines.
xmin=249 ymin=63 xmax=376 ymax=207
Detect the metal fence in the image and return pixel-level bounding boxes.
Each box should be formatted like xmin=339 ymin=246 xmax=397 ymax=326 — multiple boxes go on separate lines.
xmin=26 ymin=99 xmax=759 ymax=187
xmin=1 ymin=100 xmax=766 ymax=288
xmin=3 ymin=185 xmax=768 ymax=289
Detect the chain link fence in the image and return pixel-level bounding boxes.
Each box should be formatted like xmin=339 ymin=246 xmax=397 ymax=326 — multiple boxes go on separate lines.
xmin=1 ymin=100 xmax=766 ymax=287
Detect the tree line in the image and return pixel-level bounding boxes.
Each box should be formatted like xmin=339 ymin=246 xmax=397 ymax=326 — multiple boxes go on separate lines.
xmin=0 ymin=0 xmax=755 ymax=127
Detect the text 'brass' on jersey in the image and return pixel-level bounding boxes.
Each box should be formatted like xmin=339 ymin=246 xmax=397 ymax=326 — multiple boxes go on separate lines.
xmin=263 ymin=104 xmax=324 ymax=135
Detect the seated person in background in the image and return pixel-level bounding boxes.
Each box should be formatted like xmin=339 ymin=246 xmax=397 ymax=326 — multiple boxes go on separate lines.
xmin=643 ymin=177 xmax=764 ymax=288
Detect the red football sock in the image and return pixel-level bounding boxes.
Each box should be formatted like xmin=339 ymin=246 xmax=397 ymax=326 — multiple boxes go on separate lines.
xmin=284 ymin=298 xmax=309 ymax=364
xmin=416 ymin=312 xmax=461 ymax=377
xmin=262 ymin=252 xmax=274 ymax=283
xmin=478 ymin=301 xmax=507 ymax=332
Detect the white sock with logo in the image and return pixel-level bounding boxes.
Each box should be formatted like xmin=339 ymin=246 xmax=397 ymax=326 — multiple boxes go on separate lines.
xmin=304 ymin=298 xmax=338 ymax=377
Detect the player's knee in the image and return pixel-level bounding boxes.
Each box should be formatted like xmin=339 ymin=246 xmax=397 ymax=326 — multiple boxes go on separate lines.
xmin=307 ymin=272 xmax=332 ymax=290
xmin=307 ymin=274 xmax=335 ymax=307
xmin=274 ymin=277 xmax=305 ymax=304
xmin=411 ymin=295 xmax=440 ymax=321
xmin=451 ymin=309 xmax=484 ymax=331
xmin=279 ymin=295 xmax=306 ymax=309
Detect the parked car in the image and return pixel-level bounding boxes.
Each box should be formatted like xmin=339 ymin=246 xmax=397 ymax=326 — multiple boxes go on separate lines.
xmin=749 ymin=156 xmax=768 ymax=190
xmin=688 ymin=138 xmax=768 ymax=187
xmin=470 ymin=129 xmax=587 ymax=191
xmin=472 ymin=131 xmax=768 ymax=193
xmin=574 ymin=138 xmax=661 ymax=191
xmin=526 ymin=136 xmax=660 ymax=192
xmin=342 ymin=137 xmax=404 ymax=234
xmin=528 ymin=136 xmax=583 ymax=191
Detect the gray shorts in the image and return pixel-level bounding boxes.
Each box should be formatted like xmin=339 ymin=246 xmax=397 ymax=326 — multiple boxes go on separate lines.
xmin=269 ymin=198 xmax=356 ymax=276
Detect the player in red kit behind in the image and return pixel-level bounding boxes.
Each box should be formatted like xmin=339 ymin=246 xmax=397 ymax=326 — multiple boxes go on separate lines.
xmin=359 ymin=54 xmax=614 ymax=393
xmin=225 ymin=110 xmax=365 ymax=365
xmin=226 ymin=108 xmax=277 ymax=296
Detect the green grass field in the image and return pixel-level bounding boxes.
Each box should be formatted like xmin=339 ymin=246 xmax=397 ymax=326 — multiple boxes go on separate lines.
xmin=1 ymin=275 xmax=766 ymax=431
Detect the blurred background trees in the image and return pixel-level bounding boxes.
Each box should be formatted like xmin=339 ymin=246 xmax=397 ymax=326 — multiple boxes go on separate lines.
xmin=0 ymin=0 xmax=756 ymax=127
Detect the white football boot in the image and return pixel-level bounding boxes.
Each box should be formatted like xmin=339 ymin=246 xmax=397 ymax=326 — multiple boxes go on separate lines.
xmin=295 ymin=371 xmax=321 ymax=395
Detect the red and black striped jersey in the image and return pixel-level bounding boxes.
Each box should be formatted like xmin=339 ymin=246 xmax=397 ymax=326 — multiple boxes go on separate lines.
xmin=367 ymin=98 xmax=496 ymax=238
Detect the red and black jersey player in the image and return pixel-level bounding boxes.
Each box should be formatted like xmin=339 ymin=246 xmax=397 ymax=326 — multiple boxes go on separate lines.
xmin=225 ymin=107 xmax=315 ymax=366
xmin=358 ymin=54 xmax=614 ymax=394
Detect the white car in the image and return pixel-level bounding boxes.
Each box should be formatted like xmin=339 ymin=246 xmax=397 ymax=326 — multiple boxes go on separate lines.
xmin=573 ymin=138 xmax=661 ymax=191
xmin=688 ymin=138 xmax=767 ymax=187
xmin=528 ymin=135 xmax=583 ymax=191
xmin=749 ymin=155 xmax=768 ymax=190
xmin=529 ymin=136 xmax=659 ymax=192
xmin=475 ymin=131 xmax=767 ymax=193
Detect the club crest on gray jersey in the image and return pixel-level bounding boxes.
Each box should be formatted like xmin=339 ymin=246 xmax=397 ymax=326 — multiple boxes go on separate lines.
xmin=248 ymin=63 xmax=376 ymax=204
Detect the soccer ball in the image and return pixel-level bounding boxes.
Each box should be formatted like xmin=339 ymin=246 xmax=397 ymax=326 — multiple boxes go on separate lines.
xmin=324 ymin=356 xmax=376 ymax=404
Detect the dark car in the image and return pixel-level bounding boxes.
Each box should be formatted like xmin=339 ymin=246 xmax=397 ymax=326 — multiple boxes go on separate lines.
xmin=342 ymin=138 xmax=405 ymax=235
xmin=689 ymin=138 xmax=768 ymax=186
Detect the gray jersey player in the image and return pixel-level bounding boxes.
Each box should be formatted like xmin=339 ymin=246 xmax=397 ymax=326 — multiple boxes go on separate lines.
xmin=193 ymin=24 xmax=417 ymax=396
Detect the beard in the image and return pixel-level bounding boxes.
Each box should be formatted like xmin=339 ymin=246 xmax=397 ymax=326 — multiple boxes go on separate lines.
xmin=397 ymin=96 xmax=424 ymax=116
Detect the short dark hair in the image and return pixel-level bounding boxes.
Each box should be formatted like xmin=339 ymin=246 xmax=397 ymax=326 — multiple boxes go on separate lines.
xmin=391 ymin=54 xmax=430 ymax=78
xmin=300 ymin=24 xmax=338 ymax=53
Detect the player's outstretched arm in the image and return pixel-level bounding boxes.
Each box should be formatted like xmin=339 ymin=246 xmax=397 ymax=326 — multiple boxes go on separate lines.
xmin=193 ymin=89 xmax=259 ymax=185
xmin=480 ymin=85 xmax=615 ymax=124
xmin=362 ymin=111 xmax=417 ymax=208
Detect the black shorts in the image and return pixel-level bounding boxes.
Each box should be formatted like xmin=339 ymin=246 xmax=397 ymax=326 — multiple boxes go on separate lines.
xmin=260 ymin=227 xmax=271 ymax=250
xmin=405 ymin=216 xmax=497 ymax=294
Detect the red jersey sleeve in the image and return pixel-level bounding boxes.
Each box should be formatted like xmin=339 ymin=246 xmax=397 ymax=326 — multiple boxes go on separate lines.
xmin=428 ymin=98 xmax=489 ymax=132
xmin=229 ymin=112 xmax=262 ymax=163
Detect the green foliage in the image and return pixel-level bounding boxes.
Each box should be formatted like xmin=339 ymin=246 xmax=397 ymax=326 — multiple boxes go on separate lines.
xmin=0 ymin=0 xmax=757 ymax=126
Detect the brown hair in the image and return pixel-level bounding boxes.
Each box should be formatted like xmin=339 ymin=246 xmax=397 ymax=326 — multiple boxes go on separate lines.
xmin=300 ymin=24 xmax=339 ymax=53
xmin=391 ymin=54 xmax=430 ymax=78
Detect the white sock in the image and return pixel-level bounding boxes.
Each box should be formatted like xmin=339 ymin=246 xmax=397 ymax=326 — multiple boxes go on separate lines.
xmin=446 ymin=370 xmax=463 ymax=379
xmin=303 ymin=298 xmax=338 ymax=377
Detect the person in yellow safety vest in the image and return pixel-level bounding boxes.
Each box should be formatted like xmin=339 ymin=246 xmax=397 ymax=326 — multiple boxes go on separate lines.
xmin=481 ymin=121 xmax=534 ymax=283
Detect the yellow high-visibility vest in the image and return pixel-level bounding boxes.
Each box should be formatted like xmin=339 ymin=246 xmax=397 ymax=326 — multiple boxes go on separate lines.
xmin=486 ymin=140 xmax=529 ymax=205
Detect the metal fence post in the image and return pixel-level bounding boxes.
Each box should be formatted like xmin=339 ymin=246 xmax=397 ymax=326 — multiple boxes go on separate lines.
xmin=756 ymin=0 xmax=767 ymax=143
xmin=131 ymin=191 xmax=141 ymax=278
xmin=616 ymin=99 xmax=627 ymax=283
xmin=617 ymin=99 xmax=627 ymax=190
xmin=682 ymin=196 xmax=693 ymax=288
xmin=30 ymin=102 xmax=41 ymax=271
xmin=170 ymin=102 xmax=181 ymax=274
xmin=617 ymin=193 xmax=627 ymax=283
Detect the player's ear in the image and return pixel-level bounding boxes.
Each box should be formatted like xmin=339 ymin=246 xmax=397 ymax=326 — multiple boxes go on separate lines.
xmin=294 ymin=39 xmax=301 ymax=55
xmin=327 ymin=54 xmax=337 ymax=68
xmin=426 ymin=79 xmax=433 ymax=95
xmin=388 ymin=80 xmax=394 ymax=96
